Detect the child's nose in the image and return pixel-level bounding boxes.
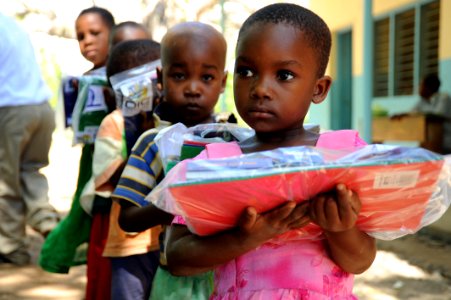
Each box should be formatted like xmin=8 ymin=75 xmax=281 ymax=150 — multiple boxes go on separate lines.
xmin=184 ymin=80 xmax=201 ymax=97
xmin=251 ymin=76 xmax=272 ymax=100
xmin=84 ymin=33 xmax=95 ymax=45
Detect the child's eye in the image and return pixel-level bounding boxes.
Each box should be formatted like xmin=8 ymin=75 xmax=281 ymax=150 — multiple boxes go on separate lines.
xmin=77 ymin=33 xmax=84 ymax=41
xmin=236 ymin=67 xmax=253 ymax=78
xmin=277 ymin=70 xmax=295 ymax=81
xmin=170 ymin=73 xmax=185 ymax=80
xmin=90 ymin=30 xmax=100 ymax=36
xmin=202 ymin=74 xmax=214 ymax=82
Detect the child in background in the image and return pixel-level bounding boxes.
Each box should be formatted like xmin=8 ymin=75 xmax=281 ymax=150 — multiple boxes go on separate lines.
xmin=76 ymin=6 xmax=115 ymax=75
xmin=110 ymin=21 xmax=151 ymax=48
xmin=61 ymin=7 xmax=115 ymax=127
xmin=39 ymin=6 xmax=115 ymax=275
xmin=108 ymin=22 xmax=156 ymax=155
xmin=111 ymin=22 xmax=228 ymax=299
xmin=100 ymin=39 xmax=164 ymax=300
xmin=164 ymin=4 xmax=376 ymax=299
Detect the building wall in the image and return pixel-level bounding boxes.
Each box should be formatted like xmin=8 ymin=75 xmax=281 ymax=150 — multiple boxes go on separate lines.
xmin=308 ymin=0 xmax=451 ymax=131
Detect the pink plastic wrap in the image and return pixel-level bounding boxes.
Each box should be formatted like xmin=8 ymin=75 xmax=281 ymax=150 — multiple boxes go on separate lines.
xmin=147 ymin=139 xmax=451 ymax=240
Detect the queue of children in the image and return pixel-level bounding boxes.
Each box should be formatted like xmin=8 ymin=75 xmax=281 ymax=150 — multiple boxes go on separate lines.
xmin=38 ymin=3 xmax=378 ymax=299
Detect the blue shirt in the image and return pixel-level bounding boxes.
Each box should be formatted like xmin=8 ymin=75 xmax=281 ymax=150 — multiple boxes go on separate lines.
xmin=0 ymin=13 xmax=51 ymax=107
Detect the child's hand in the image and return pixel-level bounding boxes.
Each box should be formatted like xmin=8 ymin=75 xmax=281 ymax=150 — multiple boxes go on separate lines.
xmin=309 ymin=183 xmax=360 ymax=233
xmin=237 ymin=201 xmax=310 ymax=246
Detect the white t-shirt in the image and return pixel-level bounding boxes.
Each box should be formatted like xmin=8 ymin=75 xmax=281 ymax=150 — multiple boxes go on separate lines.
xmin=413 ymin=92 xmax=451 ymax=151
xmin=0 ymin=13 xmax=51 ymax=107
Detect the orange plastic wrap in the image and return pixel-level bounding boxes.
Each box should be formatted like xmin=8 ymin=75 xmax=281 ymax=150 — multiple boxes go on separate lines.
xmin=147 ymin=141 xmax=450 ymax=240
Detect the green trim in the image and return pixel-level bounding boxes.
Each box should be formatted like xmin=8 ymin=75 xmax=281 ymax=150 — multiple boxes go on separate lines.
xmin=373 ymin=0 xmax=437 ymax=21
xmin=362 ymin=0 xmax=373 ymax=141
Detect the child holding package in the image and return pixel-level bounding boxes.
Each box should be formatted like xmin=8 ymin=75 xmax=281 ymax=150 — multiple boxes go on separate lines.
xmin=112 ymin=22 xmax=228 ymax=299
xmin=39 ymin=6 xmax=115 ymax=276
xmin=98 ymin=39 xmax=165 ymax=300
xmin=163 ymin=4 xmax=376 ymax=299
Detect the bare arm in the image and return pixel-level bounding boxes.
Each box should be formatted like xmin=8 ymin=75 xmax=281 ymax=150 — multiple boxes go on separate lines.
xmin=166 ymin=201 xmax=310 ymax=276
xmin=117 ymin=200 xmax=174 ymax=233
xmin=310 ymin=184 xmax=376 ymax=274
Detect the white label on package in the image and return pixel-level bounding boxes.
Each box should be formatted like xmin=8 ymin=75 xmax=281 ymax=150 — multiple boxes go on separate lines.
xmin=373 ymin=170 xmax=420 ymax=189
xmin=120 ymin=80 xmax=153 ymax=116
xmin=83 ymin=85 xmax=107 ymax=113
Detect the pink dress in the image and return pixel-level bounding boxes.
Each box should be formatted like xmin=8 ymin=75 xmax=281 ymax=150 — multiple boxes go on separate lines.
xmin=174 ymin=130 xmax=366 ymax=299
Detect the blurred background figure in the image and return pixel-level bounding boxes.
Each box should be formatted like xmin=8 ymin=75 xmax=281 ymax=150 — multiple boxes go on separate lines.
xmin=0 ymin=12 xmax=59 ymax=266
xmin=412 ymin=74 xmax=451 ymax=154
xmin=109 ymin=21 xmax=151 ymax=48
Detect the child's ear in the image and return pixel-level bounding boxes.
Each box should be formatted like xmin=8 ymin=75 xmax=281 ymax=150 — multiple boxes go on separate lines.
xmin=311 ymin=75 xmax=332 ymax=104
xmin=157 ymin=67 xmax=163 ymax=88
xmin=220 ymin=71 xmax=228 ymax=93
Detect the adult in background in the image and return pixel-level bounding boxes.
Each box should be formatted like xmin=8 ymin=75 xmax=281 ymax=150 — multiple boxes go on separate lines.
xmin=413 ymin=74 xmax=451 ymax=154
xmin=0 ymin=13 xmax=59 ymax=265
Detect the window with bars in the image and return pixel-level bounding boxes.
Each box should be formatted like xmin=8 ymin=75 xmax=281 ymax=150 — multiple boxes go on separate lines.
xmin=372 ymin=0 xmax=440 ymax=97
xmin=420 ymin=1 xmax=440 ymax=79
xmin=373 ymin=18 xmax=389 ymax=97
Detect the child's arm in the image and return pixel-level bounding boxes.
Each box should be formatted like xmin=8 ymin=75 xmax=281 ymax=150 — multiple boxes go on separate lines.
xmin=118 ymin=200 xmax=173 ymax=233
xmin=310 ymin=184 xmax=376 ymax=274
xmin=112 ymin=128 xmax=172 ymax=233
xmin=165 ymin=201 xmax=310 ymax=276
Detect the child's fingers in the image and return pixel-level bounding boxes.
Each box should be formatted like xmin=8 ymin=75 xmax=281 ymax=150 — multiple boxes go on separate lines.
xmin=238 ymin=206 xmax=258 ymax=233
xmin=288 ymin=215 xmax=311 ymax=229
xmin=310 ymin=195 xmax=326 ymax=224
xmin=264 ymin=201 xmax=297 ymax=222
xmin=324 ymin=196 xmax=340 ymax=222
xmin=285 ymin=202 xmax=309 ymax=225
xmin=336 ymin=184 xmax=358 ymax=220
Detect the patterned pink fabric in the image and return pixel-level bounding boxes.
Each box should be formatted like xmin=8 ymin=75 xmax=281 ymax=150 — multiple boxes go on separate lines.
xmin=172 ymin=130 xmax=365 ymax=299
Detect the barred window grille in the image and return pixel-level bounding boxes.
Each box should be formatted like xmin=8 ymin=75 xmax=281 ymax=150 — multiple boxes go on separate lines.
xmin=420 ymin=1 xmax=440 ymax=79
xmin=394 ymin=9 xmax=415 ymax=95
xmin=373 ymin=18 xmax=390 ymax=97
xmin=372 ymin=0 xmax=440 ymax=97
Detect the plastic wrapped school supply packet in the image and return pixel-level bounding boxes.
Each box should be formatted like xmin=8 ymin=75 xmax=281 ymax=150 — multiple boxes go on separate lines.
xmin=62 ymin=76 xmax=79 ymax=128
xmin=154 ymin=123 xmax=255 ymax=173
xmin=71 ymin=75 xmax=110 ymax=144
xmin=147 ymin=144 xmax=451 ymax=240
xmin=110 ymin=60 xmax=162 ymax=154
xmin=109 ymin=60 xmax=161 ymax=117
xmin=154 ymin=122 xmax=318 ymax=173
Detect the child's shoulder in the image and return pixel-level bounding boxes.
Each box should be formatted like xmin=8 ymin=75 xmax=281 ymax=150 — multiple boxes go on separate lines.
xmin=131 ymin=117 xmax=171 ymax=155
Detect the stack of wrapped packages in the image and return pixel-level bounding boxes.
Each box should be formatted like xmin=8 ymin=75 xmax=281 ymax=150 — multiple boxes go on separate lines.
xmin=146 ymin=123 xmax=451 ymax=241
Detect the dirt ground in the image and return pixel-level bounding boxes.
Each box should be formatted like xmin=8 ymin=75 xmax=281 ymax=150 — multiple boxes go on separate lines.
xmin=1 ymin=130 xmax=451 ymax=300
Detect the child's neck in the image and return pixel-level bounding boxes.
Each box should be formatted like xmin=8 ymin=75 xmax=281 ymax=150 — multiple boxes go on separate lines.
xmin=241 ymin=126 xmax=319 ymax=153
xmin=183 ymin=114 xmax=216 ymax=127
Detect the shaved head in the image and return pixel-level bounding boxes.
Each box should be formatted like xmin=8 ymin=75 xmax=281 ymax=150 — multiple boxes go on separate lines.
xmin=161 ymin=22 xmax=227 ymax=70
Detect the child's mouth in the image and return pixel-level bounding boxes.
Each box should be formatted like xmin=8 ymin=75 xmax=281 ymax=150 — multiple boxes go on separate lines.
xmin=249 ymin=109 xmax=272 ymax=118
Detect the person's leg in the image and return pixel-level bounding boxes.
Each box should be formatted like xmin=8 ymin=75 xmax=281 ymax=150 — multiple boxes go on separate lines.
xmin=21 ymin=102 xmax=59 ymax=235
xmin=0 ymin=105 xmax=31 ymax=264
xmin=110 ymin=250 xmax=160 ymax=300
xmin=86 ymin=211 xmax=112 ymax=300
